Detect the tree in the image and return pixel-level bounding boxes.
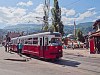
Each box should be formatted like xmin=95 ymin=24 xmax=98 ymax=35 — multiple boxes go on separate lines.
xmin=51 ymin=0 xmax=64 ymax=35
xmin=76 ymin=29 xmax=85 ymax=43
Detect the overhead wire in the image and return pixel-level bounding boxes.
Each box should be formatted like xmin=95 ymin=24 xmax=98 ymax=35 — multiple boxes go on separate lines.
xmin=65 ymin=0 xmax=81 ymax=8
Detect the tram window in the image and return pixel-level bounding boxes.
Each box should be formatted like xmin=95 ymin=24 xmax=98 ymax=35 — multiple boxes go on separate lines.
xmin=24 ymin=39 xmax=28 ymax=44
xmin=45 ymin=38 xmax=48 ymax=45
xmin=16 ymin=40 xmax=18 ymax=44
xmin=14 ymin=40 xmax=15 ymax=44
xmin=33 ymin=41 xmax=38 ymax=44
xmin=33 ymin=37 xmax=38 ymax=45
xmin=28 ymin=38 xmax=32 ymax=40
xmin=28 ymin=40 xmax=33 ymax=44
xmin=33 ymin=38 xmax=38 ymax=40
xmin=25 ymin=41 xmax=28 ymax=44
xmin=14 ymin=40 xmax=16 ymax=44
xmin=13 ymin=40 xmax=15 ymax=44
xmin=11 ymin=40 xmax=12 ymax=44
xmin=21 ymin=39 xmax=24 ymax=44
xmin=12 ymin=40 xmax=14 ymax=44
xmin=40 ymin=38 xmax=42 ymax=46
xmin=27 ymin=38 xmax=33 ymax=45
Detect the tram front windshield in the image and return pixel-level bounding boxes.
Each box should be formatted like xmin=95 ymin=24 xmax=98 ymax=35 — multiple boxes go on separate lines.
xmin=50 ymin=38 xmax=62 ymax=46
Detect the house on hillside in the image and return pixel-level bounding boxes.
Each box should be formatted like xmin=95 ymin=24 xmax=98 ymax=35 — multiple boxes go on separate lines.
xmin=89 ymin=19 xmax=100 ymax=54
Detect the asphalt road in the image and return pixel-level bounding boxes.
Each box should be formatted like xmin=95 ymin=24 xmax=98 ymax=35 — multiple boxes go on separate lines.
xmin=0 ymin=46 xmax=100 ymax=75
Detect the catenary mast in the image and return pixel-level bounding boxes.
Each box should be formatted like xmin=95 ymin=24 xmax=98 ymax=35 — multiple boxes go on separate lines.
xmin=42 ymin=0 xmax=50 ymax=31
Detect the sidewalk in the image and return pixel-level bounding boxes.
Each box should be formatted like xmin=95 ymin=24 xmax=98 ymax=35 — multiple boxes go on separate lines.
xmin=0 ymin=46 xmax=29 ymax=61
xmin=63 ymin=48 xmax=100 ymax=58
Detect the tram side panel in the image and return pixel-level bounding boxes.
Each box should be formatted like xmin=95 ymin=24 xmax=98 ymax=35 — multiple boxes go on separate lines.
xmin=44 ymin=46 xmax=62 ymax=59
xmin=28 ymin=45 xmax=39 ymax=57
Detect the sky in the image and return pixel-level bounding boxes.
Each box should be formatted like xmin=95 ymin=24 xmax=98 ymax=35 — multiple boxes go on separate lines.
xmin=0 ymin=0 xmax=100 ymax=28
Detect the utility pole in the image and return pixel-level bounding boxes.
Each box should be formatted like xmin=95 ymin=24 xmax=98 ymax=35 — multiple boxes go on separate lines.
xmin=74 ymin=20 xmax=76 ymax=38
xmin=42 ymin=0 xmax=50 ymax=31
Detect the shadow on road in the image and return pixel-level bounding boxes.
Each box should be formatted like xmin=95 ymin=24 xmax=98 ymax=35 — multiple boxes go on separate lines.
xmin=4 ymin=58 xmax=26 ymax=62
xmin=23 ymin=54 xmax=81 ymax=67
xmin=52 ymin=59 xmax=81 ymax=67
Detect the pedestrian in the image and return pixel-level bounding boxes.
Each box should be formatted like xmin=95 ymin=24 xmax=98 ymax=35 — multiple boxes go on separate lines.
xmin=8 ymin=42 xmax=12 ymax=53
xmin=72 ymin=41 xmax=74 ymax=50
xmin=77 ymin=41 xmax=80 ymax=48
xmin=17 ymin=42 xmax=23 ymax=57
xmin=17 ymin=43 xmax=19 ymax=53
xmin=4 ymin=42 xmax=8 ymax=52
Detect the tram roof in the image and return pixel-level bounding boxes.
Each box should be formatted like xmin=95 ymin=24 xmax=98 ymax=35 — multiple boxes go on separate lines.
xmin=11 ymin=32 xmax=61 ymax=40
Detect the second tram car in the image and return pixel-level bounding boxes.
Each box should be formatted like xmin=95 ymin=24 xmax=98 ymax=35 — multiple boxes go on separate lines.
xmin=10 ymin=32 xmax=63 ymax=59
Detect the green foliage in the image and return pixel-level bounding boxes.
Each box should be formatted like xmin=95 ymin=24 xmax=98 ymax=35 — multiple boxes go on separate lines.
xmin=51 ymin=0 xmax=64 ymax=35
xmin=42 ymin=25 xmax=49 ymax=31
xmin=49 ymin=25 xmax=54 ymax=31
xmin=76 ymin=29 xmax=85 ymax=42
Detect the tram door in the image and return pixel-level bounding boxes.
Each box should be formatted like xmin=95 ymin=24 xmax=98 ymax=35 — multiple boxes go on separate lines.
xmin=39 ymin=37 xmax=45 ymax=58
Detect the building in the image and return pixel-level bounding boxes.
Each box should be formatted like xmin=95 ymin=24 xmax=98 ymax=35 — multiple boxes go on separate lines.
xmin=89 ymin=19 xmax=100 ymax=54
xmin=2 ymin=32 xmax=23 ymax=45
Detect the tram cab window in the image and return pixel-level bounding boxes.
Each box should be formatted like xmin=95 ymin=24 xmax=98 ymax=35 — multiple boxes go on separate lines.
xmin=50 ymin=38 xmax=62 ymax=46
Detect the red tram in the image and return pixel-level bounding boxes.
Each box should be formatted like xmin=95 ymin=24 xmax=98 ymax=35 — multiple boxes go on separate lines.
xmin=10 ymin=32 xmax=63 ymax=59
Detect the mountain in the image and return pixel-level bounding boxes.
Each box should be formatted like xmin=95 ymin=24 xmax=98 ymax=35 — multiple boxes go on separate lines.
xmin=1 ymin=22 xmax=94 ymax=36
xmin=76 ymin=22 xmax=94 ymax=34
xmin=4 ymin=24 xmax=42 ymax=33
xmin=0 ymin=29 xmax=7 ymax=39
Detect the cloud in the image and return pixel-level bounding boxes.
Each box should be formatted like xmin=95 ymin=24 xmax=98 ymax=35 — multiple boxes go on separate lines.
xmin=61 ymin=8 xmax=96 ymax=25
xmin=61 ymin=16 xmax=76 ymax=25
xmin=97 ymin=16 xmax=100 ymax=19
xmin=61 ymin=7 xmax=76 ymax=16
xmin=66 ymin=9 xmax=76 ymax=17
xmin=0 ymin=3 xmax=97 ymax=26
xmin=0 ymin=6 xmax=27 ymax=25
xmin=34 ymin=4 xmax=44 ymax=15
xmin=0 ymin=4 xmax=45 ymax=25
xmin=17 ymin=0 xmax=33 ymax=7
xmin=77 ymin=10 xmax=96 ymax=21
xmin=88 ymin=7 xmax=95 ymax=11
